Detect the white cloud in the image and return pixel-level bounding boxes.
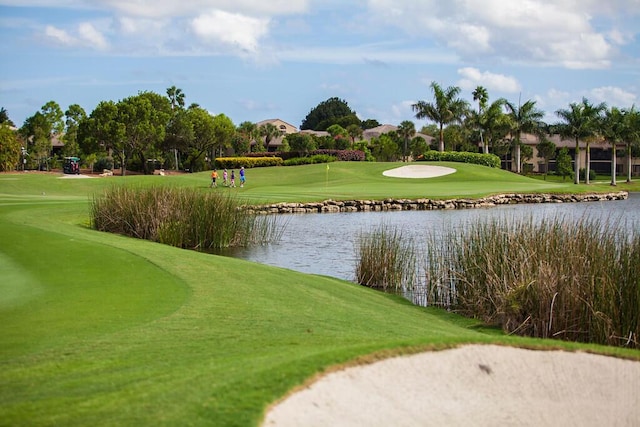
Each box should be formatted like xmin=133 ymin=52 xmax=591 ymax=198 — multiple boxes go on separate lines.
xmin=457 ymin=67 xmax=521 ymax=93
xmin=191 ymin=10 xmax=269 ymax=54
xmin=365 ymin=0 xmax=638 ymax=69
xmin=590 ymin=86 xmax=638 ymax=107
xmin=44 ymin=22 xmax=109 ymax=50
xmin=78 ymin=22 xmax=109 ymax=49
xmin=44 ymin=25 xmax=76 ymax=46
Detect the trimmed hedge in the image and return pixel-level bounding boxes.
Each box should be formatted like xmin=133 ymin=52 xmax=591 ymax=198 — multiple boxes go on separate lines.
xmin=214 ymin=157 xmax=283 ymax=169
xmin=283 ymin=155 xmax=337 ymax=166
xmin=418 ymin=151 xmax=501 ymax=168
xmin=247 ymin=149 xmax=365 ymax=162
xmin=310 ymin=149 xmax=365 ymax=161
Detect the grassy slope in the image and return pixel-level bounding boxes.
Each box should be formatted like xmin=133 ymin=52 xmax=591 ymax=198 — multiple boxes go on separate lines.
xmin=1 ymin=164 xmax=638 ymax=426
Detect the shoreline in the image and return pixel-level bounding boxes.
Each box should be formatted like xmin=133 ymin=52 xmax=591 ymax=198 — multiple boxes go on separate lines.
xmin=247 ymin=191 xmax=629 ymax=214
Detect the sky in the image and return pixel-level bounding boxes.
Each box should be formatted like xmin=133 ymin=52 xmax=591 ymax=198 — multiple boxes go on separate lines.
xmin=1 ymin=0 xmax=639 ymax=130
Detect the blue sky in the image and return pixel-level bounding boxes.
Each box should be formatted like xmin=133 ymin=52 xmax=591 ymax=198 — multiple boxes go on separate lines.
xmin=1 ymin=0 xmax=639 ymax=129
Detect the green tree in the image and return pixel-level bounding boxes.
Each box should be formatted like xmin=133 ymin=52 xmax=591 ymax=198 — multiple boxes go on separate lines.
xmin=211 ymin=114 xmax=235 ymax=159
xmin=259 ymin=123 xmax=282 ymax=152
xmin=536 ymin=137 xmax=556 ymax=179
xmin=0 ymin=107 xmax=15 ymax=127
xmin=78 ymin=100 xmax=123 ymax=167
xmin=63 ymin=104 xmax=86 ymax=157
xmin=235 ymin=121 xmax=258 ymax=155
xmin=601 ymin=107 xmax=626 ymax=186
xmin=410 ymin=136 xmax=429 ymax=159
xmin=371 ymin=134 xmax=400 ymax=161
xmin=164 ymin=108 xmax=194 ymax=170
xmin=622 ymin=106 xmax=640 ymax=183
xmin=300 ymin=97 xmax=359 ymax=131
xmin=360 ymin=119 xmax=380 ymax=130
xmin=472 ymin=86 xmax=489 ymax=152
xmin=116 ymin=92 xmax=171 ymax=175
xmin=166 ymin=86 xmax=186 ymax=110
xmin=0 ymin=124 xmax=21 ymax=171
xmin=555 ymin=97 xmax=606 ymax=184
xmin=285 ymin=133 xmax=316 ymax=154
xmin=397 ymin=120 xmax=416 ymax=162
xmin=186 ymin=107 xmax=217 ymax=171
xmin=412 ymin=82 xmax=469 ymax=152
xmin=346 ymin=124 xmax=363 ymax=147
xmin=504 ymin=98 xmax=544 ymax=174
xmin=556 ymin=147 xmax=573 ymax=181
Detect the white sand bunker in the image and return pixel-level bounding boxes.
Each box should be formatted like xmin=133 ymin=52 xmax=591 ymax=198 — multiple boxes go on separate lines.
xmin=58 ymin=174 xmax=93 ymax=179
xmin=383 ymin=165 xmax=456 ymax=178
xmin=263 ymin=345 xmax=640 ymax=427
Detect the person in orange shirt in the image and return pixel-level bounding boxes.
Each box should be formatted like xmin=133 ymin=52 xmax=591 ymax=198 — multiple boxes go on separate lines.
xmin=210 ymin=169 xmax=218 ymax=188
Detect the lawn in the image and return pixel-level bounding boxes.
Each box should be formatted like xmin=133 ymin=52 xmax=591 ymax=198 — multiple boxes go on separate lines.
xmin=1 ymin=163 xmax=638 ymax=426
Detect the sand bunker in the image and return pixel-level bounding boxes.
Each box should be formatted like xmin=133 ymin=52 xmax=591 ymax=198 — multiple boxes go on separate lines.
xmin=263 ymin=344 xmax=640 ymax=427
xmin=382 ymin=165 xmax=456 ymax=178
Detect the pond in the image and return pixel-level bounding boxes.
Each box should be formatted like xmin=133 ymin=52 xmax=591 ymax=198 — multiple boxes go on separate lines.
xmin=221 ymin=192 xmax=640 ymax=283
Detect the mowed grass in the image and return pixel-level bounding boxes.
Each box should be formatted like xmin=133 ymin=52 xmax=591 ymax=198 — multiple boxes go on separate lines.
xmin=1 ymin=163 xmax=638 ymax=426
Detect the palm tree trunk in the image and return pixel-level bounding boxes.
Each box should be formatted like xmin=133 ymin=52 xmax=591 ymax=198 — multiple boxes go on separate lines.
xmin=574 ymin=138 xmax=580 ymax=184
xmin=627 ymin=145 xmax=632 ymax=183
xmin=610 ymin=142 xmax=617 ymax=186
xmin=585 ymin=142 xmax=591 ymax=184
xmin=439 ymin=125 xmax=444 ymax=152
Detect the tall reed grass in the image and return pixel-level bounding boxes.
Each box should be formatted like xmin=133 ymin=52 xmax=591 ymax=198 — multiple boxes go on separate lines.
xmin=424 ymin=215 xmax=640 ymax=348
xmin=355 ymin=224 xmax=417 ymax=293
xmin=91 ymin=186 xmax=283 ymax=250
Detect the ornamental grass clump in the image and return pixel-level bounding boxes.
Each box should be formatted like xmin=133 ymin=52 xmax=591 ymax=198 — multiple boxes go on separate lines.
xmin=424 ymin=215 xmax=640 ymax=348
xmin=355 ymin=224 xmax=417 ymax=293
xmin=91 ymin=186 xmax=282 ymax=250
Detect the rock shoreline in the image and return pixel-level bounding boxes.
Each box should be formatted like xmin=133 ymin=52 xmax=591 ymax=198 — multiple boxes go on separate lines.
xmin=246 ymin=191 xmax=628 ymax=214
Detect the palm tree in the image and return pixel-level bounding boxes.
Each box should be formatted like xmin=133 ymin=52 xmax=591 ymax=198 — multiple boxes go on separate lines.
xmin=555 ymin=98 xmax=606 ymax=184
xmin=601 ymin=107 xmax=625 ymax=186
xmin=622 ymin=106 xmax=640 ymax=183
xmin=166 ymin=86 xmax=185 ymax=110
xmin=504 ymin=98 xmax=544 ymax=174
xmin=472 ymin=86 xmax=489 ymax=153
xmin=412 ymin=82 xmax=469 ymax=152
xmin=259 ymin=123 xmax=281 ymax=152
xmin=397 ymin=120 xmax=416 ymax=162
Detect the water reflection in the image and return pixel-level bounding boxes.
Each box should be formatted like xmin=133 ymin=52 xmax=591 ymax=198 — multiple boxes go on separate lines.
xmin=222 ymin=193 xmax=640 ymax=283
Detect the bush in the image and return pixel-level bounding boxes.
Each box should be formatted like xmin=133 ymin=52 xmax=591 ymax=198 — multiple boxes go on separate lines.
xmin=423 ymin=215 xmax=640 ymax=348
xmin=418 ymin=151 xmax=501 ymax=168
xmin=91 ymin=186 xmax=283 ymax=250
xmin=215 ymin=156 xmax=283 ymax=169
xmin=283 ymin=154 xmax=336 ymax=166
xmin=579 ymin=168 xmax=597 ymax=181
xmin=310 ymin=149 xmax=365 ymax=161
xmin=93 ymin=156 xmax=113 ymax=172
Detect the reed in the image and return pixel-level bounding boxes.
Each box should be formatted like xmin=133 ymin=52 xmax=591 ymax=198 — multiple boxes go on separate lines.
xmin=355 ymin=224 xmax=417 ymax=293
xmin=424 ymin=215 xmax=640 ymax=348
xmin=91 ymin=186 xmax=282 ymax=250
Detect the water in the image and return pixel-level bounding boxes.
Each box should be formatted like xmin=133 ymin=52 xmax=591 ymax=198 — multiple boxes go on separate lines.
xmin=225 ymin=193 xmax=640 ymax=282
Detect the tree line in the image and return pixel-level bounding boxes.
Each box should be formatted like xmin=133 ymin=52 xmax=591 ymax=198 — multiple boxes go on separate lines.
xmin=1 ymin=84 xmax=639 ymax=184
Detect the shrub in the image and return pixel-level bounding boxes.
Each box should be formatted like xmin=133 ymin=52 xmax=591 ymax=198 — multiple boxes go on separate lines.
xmin=579 ymin=168 xmax=597 ymax=181
xmin=91 ymin=186 xmax=283 ymax=250
xmin=418 ymin=151 xmax=501 ymax=168
xmin=215 ymin=156 xmax=283 ymax=169
xmin=423 ymin=215 xmax=640 ymax=348
xmin=283 ymin=154 xmax=336 ymax=166
xmin=355 ymin=224 xmax=417 ymax=293
xmin=310 ymin=149 xmax=365 ymax=161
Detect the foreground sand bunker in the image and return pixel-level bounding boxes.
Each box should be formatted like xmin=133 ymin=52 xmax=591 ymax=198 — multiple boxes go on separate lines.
xmin=263 ymin=345 xmax=640 ymax=427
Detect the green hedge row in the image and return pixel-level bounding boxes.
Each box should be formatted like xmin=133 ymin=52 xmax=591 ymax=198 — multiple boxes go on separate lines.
xmin=214 ymin=157 xmax=283 ymax=169
xmin=418 ymin=151 xmax=501 ymax=168
xmin=283 ymin=154 xmax=337 ymax=166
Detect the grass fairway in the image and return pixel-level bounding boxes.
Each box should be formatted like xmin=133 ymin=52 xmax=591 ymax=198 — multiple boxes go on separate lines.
xmin=1 ymin=163 xmax=638 ymax=426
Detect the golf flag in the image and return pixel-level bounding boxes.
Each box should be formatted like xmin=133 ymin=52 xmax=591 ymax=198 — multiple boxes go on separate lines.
xmin=326 ymin=164 xmax=329 ymax=170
